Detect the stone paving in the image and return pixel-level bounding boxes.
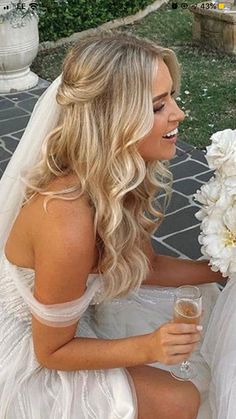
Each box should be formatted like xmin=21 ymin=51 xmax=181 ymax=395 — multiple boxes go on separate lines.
xmin=0 ymin=78 xmax=215 ymax=262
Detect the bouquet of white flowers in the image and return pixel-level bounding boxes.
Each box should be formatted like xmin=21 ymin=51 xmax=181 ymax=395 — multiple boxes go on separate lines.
xmin=194 ymin=129 xmax=236 ymax=279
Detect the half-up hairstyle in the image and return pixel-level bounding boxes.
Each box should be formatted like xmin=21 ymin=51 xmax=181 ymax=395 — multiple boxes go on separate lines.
xmin=21 ymin=30 xmax=182 ymax=301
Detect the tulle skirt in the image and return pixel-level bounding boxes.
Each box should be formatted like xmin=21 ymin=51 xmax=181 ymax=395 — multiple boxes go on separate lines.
xmin=0 ymin=301 xmax=137 ymax=419
xmin=201 ymin=275 xmax=236 ymax=419
xmin=0 ymin=264 xmax=220 ymax=419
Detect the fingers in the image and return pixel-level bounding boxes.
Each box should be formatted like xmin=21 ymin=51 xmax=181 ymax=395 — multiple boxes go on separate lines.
xmin=167 ymin=343 xmax=199 ymax=356
xmin=161 ymin=338 xmax=199 ymax=365
xmin=150 ymin=322 xmax=203 ymax=365
xmin=166 ymin=322 xmax=202 ymax=334
xmin=165 ymin=332 xmax=201 ymax=346
xmin=158 ymin=323 xmax=202 ymax=364
xmin=164 ymin=323 xmax=202 ymax=347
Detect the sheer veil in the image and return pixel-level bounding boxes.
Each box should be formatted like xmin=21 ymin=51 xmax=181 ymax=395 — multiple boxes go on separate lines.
xmin=0 ymin=75 xmax=137 ymax=417
xmin=0 ymin=74 xmax=106 ymax=328
xmin=0 ymin=75 xmax=62 ymax=256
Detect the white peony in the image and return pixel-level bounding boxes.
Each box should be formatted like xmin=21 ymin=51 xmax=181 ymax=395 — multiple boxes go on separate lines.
xmin=194 ymin=177 xmax=222 ymax=221
xmin=206 ymin=129 xmax=236 ymax=177
xmin=198 ymin=204 xmax=236 ymax=277
xmin=194 ymin=129 xmax=236 ymax=279
xmin=224 ymin=177 xmax=236 ymax=195
xmin=194 ymin=177 xmax=222 ymax=206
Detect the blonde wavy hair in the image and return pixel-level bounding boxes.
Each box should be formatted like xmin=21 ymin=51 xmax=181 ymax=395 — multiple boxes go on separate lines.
xmin=21 ymin=30 xmax=182 ymax=301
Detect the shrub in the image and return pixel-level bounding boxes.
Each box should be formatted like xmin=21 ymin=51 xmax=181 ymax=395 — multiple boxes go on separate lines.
xmin=38 ymin=0 xmax=155 ymax=42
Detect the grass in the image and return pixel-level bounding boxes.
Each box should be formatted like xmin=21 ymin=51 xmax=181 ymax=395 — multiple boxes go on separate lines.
xmin=31 ymin=1 xmax=236 ymax=149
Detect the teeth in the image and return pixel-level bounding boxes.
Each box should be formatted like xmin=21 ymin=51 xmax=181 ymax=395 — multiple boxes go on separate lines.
xmin=163 ymin=128 xmax=178 ymax=138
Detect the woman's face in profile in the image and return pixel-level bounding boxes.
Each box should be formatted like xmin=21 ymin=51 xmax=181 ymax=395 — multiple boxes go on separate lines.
xmin=137 ymin=58 xmax=185 ymax=162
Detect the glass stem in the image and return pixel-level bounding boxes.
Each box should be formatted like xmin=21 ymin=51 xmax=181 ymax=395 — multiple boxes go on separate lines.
xmin=180 ymin=361 xmax=190 ymax=372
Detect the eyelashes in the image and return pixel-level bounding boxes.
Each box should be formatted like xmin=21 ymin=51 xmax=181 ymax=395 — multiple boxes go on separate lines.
xmin=153 ymin=90 xmax=176 ymax=113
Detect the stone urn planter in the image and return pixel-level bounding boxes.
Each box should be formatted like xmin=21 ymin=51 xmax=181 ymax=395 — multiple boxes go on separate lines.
xmin=189 ymin=2 xmax=236 ymax=55
xmin=0 ymin=0 xmax=39 ymax=93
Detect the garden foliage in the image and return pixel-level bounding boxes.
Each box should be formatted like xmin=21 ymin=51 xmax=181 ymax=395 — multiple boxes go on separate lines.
xmin=38 ymin=0 xmax=155 ymax=42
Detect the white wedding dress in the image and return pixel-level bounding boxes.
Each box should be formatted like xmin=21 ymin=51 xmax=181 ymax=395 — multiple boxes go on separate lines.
xmin=0 ymin=249 xmax=220 ymax=419
xmin=201 ymin=274 xmax=236 ymax=419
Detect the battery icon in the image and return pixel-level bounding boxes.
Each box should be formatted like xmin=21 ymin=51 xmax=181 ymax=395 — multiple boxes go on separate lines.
xmin=218 ymin=3 xmax=225 ymax=8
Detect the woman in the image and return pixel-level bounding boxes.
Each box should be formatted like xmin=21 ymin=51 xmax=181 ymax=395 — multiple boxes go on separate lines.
xmin=0 ymin=31 xmax=222 ymax=418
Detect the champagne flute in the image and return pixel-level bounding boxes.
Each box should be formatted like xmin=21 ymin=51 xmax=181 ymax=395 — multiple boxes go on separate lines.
xmin=170 ymin=285 xmax=202 ymax=381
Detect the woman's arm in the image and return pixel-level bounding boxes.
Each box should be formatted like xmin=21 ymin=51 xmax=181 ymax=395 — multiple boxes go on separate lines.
xmin=143 ymin=253 xmax=227 ymax=287
xmin=31 ymin=196 xmax=201 ymax=371
xmin=41 ymin=322 xmax=201 ymax=371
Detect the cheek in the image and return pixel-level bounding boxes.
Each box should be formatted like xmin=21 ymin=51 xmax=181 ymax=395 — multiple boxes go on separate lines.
xmin=152 ymin=115 xmax=166 ymax=135
xmin=141 ymin=121 xmax=164 ymax=147
xmin=137 ymin=117 xmax=166 ymax=154
xmin=148 ymin=127 xmax=164 ymax=144
xmin=137 ymin=134 xmax=162 ymax=158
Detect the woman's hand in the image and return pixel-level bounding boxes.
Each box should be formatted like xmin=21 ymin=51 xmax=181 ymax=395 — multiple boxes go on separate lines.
xmin=146 ymin=322 xmax=202 ymax=365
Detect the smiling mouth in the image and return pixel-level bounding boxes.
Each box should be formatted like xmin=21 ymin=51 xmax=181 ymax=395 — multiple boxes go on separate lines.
xmin=162 ymin=127 xmax=178 ymax=139
xmin=162 ymin=134 xmax=177 ymax=140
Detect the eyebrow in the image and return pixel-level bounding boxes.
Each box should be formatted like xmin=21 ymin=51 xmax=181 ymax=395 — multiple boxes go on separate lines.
xmin=152 ymin=86 xmax=174 ymax=103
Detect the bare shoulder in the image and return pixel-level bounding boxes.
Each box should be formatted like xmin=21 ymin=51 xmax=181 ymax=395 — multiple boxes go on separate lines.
xmin=31 ymin=175 xmax=97 ymax=305
xmin=28 ymin=175 xmax=99 ymax=365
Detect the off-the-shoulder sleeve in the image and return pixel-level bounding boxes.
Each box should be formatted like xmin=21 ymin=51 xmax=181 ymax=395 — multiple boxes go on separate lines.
xmin=11 ymin=264 xmax=102 ymax=327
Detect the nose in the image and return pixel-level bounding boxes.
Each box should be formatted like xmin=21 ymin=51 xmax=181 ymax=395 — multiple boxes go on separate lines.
xmin=169 ymin=101 xmax=186 ymax=123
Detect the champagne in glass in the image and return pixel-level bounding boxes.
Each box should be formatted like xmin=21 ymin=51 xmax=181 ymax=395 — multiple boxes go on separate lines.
xmin=174 ymin=299 xmax=201 ymax=325
xmin=170 ymin=286 xmax=202 ymax=381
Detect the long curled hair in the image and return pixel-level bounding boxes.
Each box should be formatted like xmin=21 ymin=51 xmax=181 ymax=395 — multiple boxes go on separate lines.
xmin=21 ymin=30 xmax=182 ymax=301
